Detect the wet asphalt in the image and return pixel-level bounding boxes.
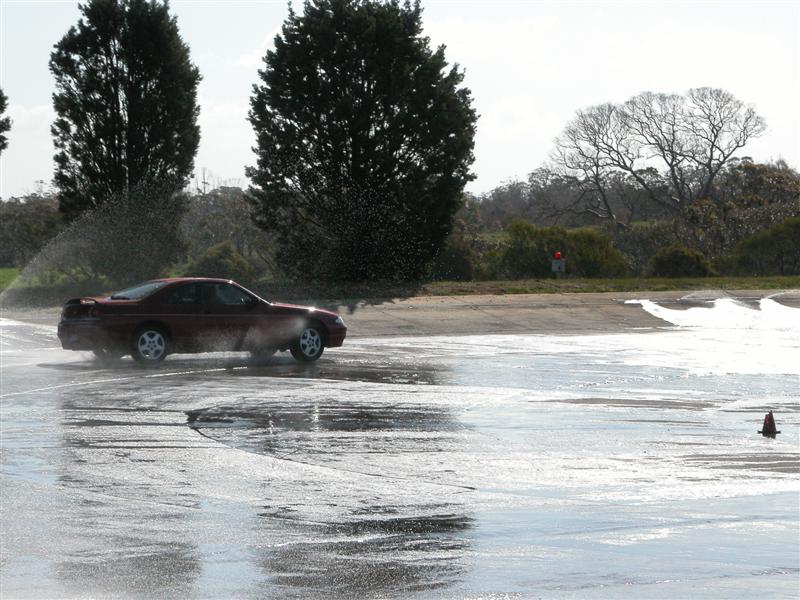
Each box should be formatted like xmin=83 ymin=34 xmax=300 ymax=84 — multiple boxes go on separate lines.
xmin=1 ymin=298 xmax=799 ymax=599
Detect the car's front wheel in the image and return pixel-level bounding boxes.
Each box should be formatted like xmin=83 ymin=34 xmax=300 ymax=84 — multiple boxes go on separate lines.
xmin=290 ymin=325 xmax=324 ymax=362
xmin=132 ymin=327 xmax=169 ymax=364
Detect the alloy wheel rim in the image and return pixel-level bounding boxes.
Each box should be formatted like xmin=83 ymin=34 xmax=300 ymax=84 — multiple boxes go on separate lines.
xmin=137 ymin=331 xmax=165 ymax=360
xmin=299 ymin=328 xmax=321 ymax=357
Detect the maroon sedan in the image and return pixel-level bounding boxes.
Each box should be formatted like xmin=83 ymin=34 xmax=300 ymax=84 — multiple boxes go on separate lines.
xmin=57 ymin=278 xmax=346 ymax=364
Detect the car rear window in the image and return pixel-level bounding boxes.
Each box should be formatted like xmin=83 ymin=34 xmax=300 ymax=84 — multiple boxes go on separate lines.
xmin=109 ymin=280 xmax=169 ymax=300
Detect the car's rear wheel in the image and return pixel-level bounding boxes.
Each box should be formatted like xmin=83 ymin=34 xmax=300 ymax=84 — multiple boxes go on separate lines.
xmin=290 ymin=325 xmax=324 ymax=362
xmin=132 ymin=327 xmax=169 ymax=364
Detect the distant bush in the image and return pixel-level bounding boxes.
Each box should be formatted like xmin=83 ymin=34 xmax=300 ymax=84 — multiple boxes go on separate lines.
xmin=499 ymin=220 xmax=566 ymax=278
xmin=649 ymin=244 xmax=715 ymax=277
xmin=720 ymin=217 xmax=800 ymax=275
xmin=497 ymin=220 xmax=627 ymax=279
xmin=0 ymin=195 xmax=64 ymax=268
xmin=429 ymin=232 xmax=476 ymax=281
xmin=469 ymin=233 xmax=506 ymax=280
xmin=180 ymin=187 xmax=276 ymax=276
xmin=184 ymin=240 xmax=255 ymax=283
xmin=566 ymin=228 xmax=628 ymax=277
xmin=611 ymin=221 xmax=676 ymax=276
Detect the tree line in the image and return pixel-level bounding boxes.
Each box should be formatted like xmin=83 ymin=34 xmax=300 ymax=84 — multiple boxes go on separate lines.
xmin=0 ymin=0 xmax=796 ymax=290
xmin=437 ymin=158 xmax=799 ymax=280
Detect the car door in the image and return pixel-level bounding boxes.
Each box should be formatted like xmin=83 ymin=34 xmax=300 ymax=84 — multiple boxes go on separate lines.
xmin=155 ymin=282 xmax=210 ymax=351
xmin=197 ymin=282 xmax=259 ymax=351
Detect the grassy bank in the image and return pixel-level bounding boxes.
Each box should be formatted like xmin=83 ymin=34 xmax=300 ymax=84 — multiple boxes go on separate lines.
xmin=253 ymin=275 xmax=800 ymax=303
xmin=417 ymin=276 xmax=800 ymax=297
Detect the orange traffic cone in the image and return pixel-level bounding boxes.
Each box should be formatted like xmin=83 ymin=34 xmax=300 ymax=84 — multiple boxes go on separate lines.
xmin=758 ymin=411 xmax=780 ymax=438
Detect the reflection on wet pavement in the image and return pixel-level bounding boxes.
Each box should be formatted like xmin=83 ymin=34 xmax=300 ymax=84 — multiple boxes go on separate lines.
xmin=56 ymin=544 xmax=201 ymax=599
xmin=188 ymin=401 xmax=463 ymax=435
xmin=34 ymin=350 xmax=443 ymax=385
xmin=260 ymin=512 xmax=473 ymax=596
xmin=185 ymin=399 xmax=475 ymax=596
xmin=684 ymin=453 xmax=800 ymax=473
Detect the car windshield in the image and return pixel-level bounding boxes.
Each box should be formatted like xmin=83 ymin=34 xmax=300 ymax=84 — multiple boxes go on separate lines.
xmin=109 ymin=280 xmax=169 ymax=300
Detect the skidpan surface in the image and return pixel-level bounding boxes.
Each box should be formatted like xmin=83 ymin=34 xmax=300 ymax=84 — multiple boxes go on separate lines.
xmin=1 ymin=298 xmax=798 ymax=598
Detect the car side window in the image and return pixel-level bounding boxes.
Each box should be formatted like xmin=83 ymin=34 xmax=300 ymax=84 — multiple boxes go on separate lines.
xmin=200 ymin=283 xmax=255 ymax=306
xmin=164 ymin=283 xmax=198 ymax=304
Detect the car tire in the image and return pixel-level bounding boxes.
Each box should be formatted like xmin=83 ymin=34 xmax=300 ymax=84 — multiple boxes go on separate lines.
xmin=290 ymin=324 xmax=324 ymax=362
xmin=132 ymin=326 xmax=169 ymax=364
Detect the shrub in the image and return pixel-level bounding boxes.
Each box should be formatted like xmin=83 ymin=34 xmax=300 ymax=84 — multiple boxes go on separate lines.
xmin=566 ymin=228 xmax=628 ymax=277
xmin=721 ymin=217 xmax=800 ymax=275
xmin=0 ymin=195 xmax=64 ymax=268
xmin=648 ymin=244 xmax=715 ymax=277
xmin=429 ymin=232 xmax=476 ymax=281
xmin=500 ymin=220 xmax=567 ymax=278
xmin=498 ymin=220 xmax=628 ymax=279
xmin=469 ymin=233 xmax=506 ymax=280
xmin=181 ymin=187 xmax=276 ymax=274
xmin=184 ymin=241 xmax=254 ymax=284
xmin=611 ymin=221 xmax=676 ymax=276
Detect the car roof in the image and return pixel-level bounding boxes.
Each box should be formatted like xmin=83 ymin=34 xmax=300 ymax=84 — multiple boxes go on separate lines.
xmin=154 ymin=277 xmax=236 ymax=284
xmin=141 ymin=277 xmax=268 ymax=304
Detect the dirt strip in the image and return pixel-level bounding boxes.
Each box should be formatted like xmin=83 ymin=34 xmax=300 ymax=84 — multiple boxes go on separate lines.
xmin=336 ymin=289 xmax=800 ymax=337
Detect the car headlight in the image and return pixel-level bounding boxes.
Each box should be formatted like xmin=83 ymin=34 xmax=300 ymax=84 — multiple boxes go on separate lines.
xmin=334 ymin=316 xmax=345 ymax=326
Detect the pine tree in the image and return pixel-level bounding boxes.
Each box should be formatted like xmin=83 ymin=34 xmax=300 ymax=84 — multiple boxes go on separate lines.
xmin=50 ymin=0 xmax=201 ymax=218
xmin=247 ymin=0 xmax=477 ymax=282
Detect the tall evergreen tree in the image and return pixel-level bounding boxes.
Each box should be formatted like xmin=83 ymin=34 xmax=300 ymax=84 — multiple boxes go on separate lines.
xmin=0 ymin=87 xmax=10 ymax=155
xmin=248 ymin=0 xmax=477 ymax=282
xmin=50 ymin=0 xmax=201 ymax=218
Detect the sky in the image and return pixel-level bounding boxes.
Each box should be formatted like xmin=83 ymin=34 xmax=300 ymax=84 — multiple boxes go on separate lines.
xmin=0 ymin=0 xmax=798 ymax=198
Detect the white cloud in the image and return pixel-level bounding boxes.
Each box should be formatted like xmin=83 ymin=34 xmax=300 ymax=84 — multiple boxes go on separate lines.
xmin=235 ymin=28 xmax=282 ymax=69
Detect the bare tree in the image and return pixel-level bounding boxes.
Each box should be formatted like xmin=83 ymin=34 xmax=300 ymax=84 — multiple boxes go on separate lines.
xmin=553 ymin=103 xmax=623 ymax=223
xmin=552 ymin=87 xmax=766 ymax=225
xmin=553 ymin=102 xmax=674 ymax=225
xmin=622 ymin=88 xmax=765 ymax=205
